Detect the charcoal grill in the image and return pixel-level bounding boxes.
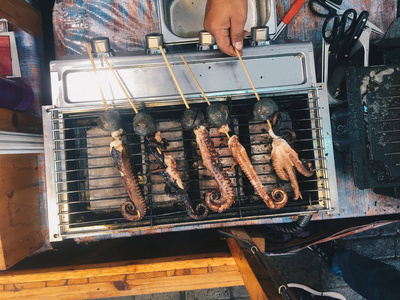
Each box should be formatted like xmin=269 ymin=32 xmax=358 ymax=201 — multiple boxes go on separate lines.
xmin=43 ymin=42 xmax=338 ymax=241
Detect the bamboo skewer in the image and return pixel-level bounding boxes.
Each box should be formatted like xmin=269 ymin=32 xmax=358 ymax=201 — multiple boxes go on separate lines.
xmin=85 ymin=43 xmax=108 ymax=110
xmin=101 ymin=55 xmax=138 ymax=114
xmin=234 ymin=48 xmax=260 ymax=101
xmin=180 ymin=54 xmax=230 ymax=140
xmin=180 ymin=55 xmax=211 ymax=106
xmin=158 ymin=46 xmax=189 ymax=109
xmin=221 ymin=126 xmax=231 ymax=139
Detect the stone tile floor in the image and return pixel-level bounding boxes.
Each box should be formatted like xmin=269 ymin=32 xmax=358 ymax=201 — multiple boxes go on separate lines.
xmin=98 ymin=221 xmax=400 ymax=300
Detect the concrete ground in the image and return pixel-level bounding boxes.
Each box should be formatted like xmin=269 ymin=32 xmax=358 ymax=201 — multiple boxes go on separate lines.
xmin=97 ymin=221 xmax=400 ymax=300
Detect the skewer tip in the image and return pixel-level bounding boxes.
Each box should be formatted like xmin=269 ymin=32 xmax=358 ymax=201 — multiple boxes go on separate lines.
xmin=221 ymin=126 xmax=231 ymax=139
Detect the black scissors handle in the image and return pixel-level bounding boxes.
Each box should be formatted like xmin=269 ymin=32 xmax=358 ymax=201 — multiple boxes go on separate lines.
xmin=340 ymin=10 xmax=369 ymax=58
xmin=322 ymin=9 xmax=357 ymax=44
xmin=309 ymin=0 xmax=337 ymax=17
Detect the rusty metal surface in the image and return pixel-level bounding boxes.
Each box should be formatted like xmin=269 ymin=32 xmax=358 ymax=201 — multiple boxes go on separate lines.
xmin=52 ymin=0 xmax=160 ymax=58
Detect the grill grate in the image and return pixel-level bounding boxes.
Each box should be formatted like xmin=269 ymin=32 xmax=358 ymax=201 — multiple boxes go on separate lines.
xmin=348 ymin=65 xmax=400 ymax=192
xmin=45 ymin=90 xmax=334 ymax=239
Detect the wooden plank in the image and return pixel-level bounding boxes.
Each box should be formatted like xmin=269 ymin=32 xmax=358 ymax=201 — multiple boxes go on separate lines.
xmin=0 ymin=267 xmax=243 ymax=300
xmin=246 ymin=227 xmax=266 ymax=253
xmin=88 ymin=275 xmax=126 ymax=284
xmin=0 ymin=154 xmax=43 ymax=270
xmin=0 ymin=0 xmax=42 ymax=38
xmin=0 ymin=252 xmax=235 ymax=284
xmin=46 ymin=279 xmax=68 ymax=287
xmin=13 ymin=282 xmax=46 ymax=290
xmin=225 ymin=228 xmax=297 ymax=300
xmin=0 ymin=109 xmax=42 ymax=134
xmin=67 ymin=278 xmax=88 ymax=286
xmin=128 ymin=271 xmax=167 ymax=280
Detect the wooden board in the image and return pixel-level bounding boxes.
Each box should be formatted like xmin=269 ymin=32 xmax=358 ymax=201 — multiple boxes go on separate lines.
xmin=225 ymin=228 xmax=296 ymax=300
xmin=0 ymin=252 xmax=244 ymax=299
xmin=0 ymin=154 xmax=43 ymax=270
xmin=0 ymin=109 xmax=42 ymax=134
xmin=0 ymin=0 xmax=42 ymax=38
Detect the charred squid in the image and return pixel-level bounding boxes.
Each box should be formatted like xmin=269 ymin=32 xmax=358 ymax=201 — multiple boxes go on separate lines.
xmin=98 ymin=110 xmax=147 ymax=221
xmin=228 ymin=135 xmax=288 ymax=209
xmin=193 ymin=125 xmax=235 ymax=213
xmin=268 ymin=124 xmax=314 ymax=200
xmin=147 ymin=134 xmax=208 ymax=220
xmin=181 ymin=107 xmax=235 ymax=213
xmin=253 ymin=97 xmax=314 ymax=200
xmin=205 ymin=102 xmax=288 ymax=209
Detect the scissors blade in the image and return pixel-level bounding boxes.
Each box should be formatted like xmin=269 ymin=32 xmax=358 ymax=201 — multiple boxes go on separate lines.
xmin=323 ymin=0 xmax=384 ymax=35
xmin=364 ymin=21 xmax=384 ymax=35
xmin=322 ymin=0 xmax=346 ymax=14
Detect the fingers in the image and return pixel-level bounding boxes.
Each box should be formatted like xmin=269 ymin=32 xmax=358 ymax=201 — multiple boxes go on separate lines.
xmin=207 ymin=28 xmax=246 ymax=57
xmin=213 ymin=31 xmax=239 ymax=57
xmin=230 ymin=13 xmax=247 ymax=52
xmin=203 ymin=0 xmax=248 ymax=57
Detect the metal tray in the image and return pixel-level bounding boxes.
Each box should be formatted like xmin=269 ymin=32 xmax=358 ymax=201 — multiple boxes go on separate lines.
xmin=158 ymin=0 xmax=276 ymax=44
xmin=50 ymin=42 xmax=315 ymax=108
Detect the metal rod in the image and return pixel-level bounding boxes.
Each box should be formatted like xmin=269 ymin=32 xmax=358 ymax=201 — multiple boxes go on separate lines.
xmin=85 ymin=43 xmax=108 ymax=110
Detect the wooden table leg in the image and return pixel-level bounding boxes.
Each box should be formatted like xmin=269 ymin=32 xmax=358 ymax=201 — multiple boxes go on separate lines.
xmin=223 ymin=228 xmax=297 ymax=300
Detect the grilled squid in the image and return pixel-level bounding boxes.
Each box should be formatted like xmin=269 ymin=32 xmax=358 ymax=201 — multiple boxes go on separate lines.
xmin=147 ymin=138 xmax=208 ymax=220
xmin=194 ymin=125 xmax=235 ymax=213
xmin=110 ymin=129 xmax=147 ymax=221
xmin=269 ymin=126 xmax=314 ymax=200
xmin=228 ymin=135 xmax=288 ymax=209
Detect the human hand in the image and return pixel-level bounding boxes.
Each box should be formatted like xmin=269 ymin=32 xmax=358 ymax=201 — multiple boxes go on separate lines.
xmin=204 ymin=0 xmax=248 ymax=56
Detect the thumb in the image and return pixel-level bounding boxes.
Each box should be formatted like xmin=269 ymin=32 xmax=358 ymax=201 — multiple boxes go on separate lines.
xmin=230 ymin=21 xmax=247 ymax=51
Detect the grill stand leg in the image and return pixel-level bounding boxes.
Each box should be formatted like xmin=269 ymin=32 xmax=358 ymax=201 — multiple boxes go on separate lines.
xmin=223 ymin=228 xmax=297 ymax=300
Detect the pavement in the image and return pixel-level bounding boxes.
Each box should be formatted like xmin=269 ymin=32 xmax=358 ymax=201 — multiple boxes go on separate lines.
xmin=97 ymin=221 xmax=400 ymax=300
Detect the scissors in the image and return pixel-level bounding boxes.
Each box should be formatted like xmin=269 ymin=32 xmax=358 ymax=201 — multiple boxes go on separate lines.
xmin=323 ymin=9 xmax=369 ymax=62
xmin=309 ymin=0 xmax=384 ymax=35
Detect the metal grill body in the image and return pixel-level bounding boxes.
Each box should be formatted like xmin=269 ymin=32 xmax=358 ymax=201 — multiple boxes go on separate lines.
xmin=43 ymin=42 xmax=338 ymax=241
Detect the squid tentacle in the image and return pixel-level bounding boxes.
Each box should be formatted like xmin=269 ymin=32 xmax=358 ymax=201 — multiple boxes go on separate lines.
xmin=147 ymin=140 xmax=209 ymax=220
xmin=269 ymin=127 xmax=314 ymax=201
xmin=194 ymin=126 xmax=235 ymax=213
xmin=110 ymin=129 xmax=147 ymax=221
xmin=228 ymin=135 xmax=287 ymax=209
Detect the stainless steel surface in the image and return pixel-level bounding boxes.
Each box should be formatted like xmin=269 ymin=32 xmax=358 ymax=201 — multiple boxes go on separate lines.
xmin=251 ymin=26 xmax=269 ymax=41
xmin=0 ymin=131 xmax=43 ymax=154
xmin=198 ymin=31 xmax=217 ymax=50
xmin=349 ymin=27 xmax=371 ymax=66
xmin=272 ymin=22 xmax=286 ymax=41
xmin=44 ymin=41 xmax=338 ymax=242
xmin=145 ymin=33 xmax=164 ymax=54
xmin=158 ymin=0 xmax=277 ymax=44
xmin=250 ymin=26 xmax=270 ymax=46
xmin=198 ymin=31 xmax=215 ymax=46
xmin=90 ymin=37 xmax=114 ymax=57
xmin=50 ymin=43 xmax=316 ymax=108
